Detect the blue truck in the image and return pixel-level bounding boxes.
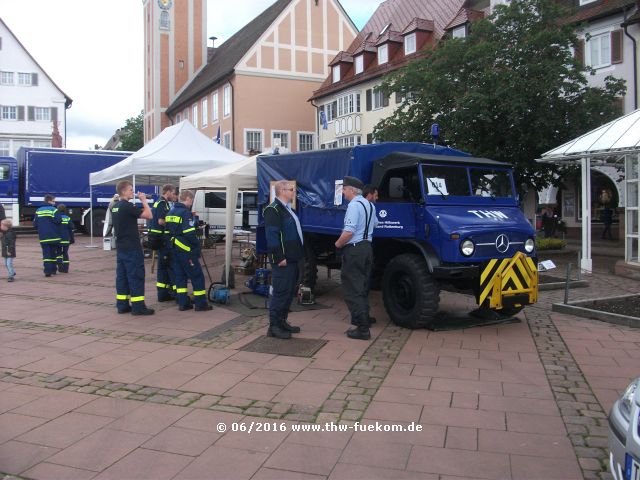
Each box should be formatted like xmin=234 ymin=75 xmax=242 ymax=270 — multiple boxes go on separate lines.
xmin=256 ymin=142 xmax=538 ymax=329
xmin=0 ymin=147 xmax=156 ymax=234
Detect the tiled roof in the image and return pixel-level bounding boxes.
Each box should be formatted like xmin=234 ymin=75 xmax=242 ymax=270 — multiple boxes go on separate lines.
xmin=329 ymin=51 xmax=354 ymax=66
xmin=167 ymin=0 xmax=291 ymax=115
xmin=402 ymin=18 xmax=435 ymax=34
xmin=564 ymin=0 xmax=636 ymax=24
xmin=445 ymin=8 xmax=484 ymax=30
xmin=311 ymin=0 xmax=464 ymax=100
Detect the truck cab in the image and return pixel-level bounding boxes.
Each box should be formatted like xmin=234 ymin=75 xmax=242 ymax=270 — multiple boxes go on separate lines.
xmin=0 ymin=156 xmax=19 ymax=224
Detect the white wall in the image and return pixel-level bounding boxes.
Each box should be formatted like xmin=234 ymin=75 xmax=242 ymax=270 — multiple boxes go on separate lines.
xmin=0 ymin=20 xmax=68 ymax=156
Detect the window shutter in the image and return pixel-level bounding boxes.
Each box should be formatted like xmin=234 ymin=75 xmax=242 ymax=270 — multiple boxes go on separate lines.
xmin=28 ymin=106 xmax=35 ymax=121
xmin=366 ymin=89 xmax=372 ymax=111
xmin=366 ymin=133 xmax=373 ymax=144
xmin=611 ymin=29 xmax=623 ymax=64
xmin=395 ymin=91 xmax=402 ymax=104
xmin=382 ymin=93 xmax=390 ymax=108
xmin=31 ymin=73 xmax=38 ymax=86
xmin=51 ymin=107 xmax=58 ymax=121
xmin=575 ymin=39 xmax=584 ymax=66
xmin=17 ymin=106 xmax=24 ymax=121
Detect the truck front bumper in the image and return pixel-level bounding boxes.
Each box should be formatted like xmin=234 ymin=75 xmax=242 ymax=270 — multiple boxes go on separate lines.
xmin=432 ymin=265 xmax=479 ymax=280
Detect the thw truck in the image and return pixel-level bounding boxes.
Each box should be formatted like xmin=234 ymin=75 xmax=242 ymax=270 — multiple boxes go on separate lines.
xmin=0 ymin=147 xmax=156 ymax=234
xmin=256 ymin=142 xmax=538 ymax=329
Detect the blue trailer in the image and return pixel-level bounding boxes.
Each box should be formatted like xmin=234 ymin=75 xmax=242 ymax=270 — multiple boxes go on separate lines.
xmin=256 ymin=142 xmax=538 ymax=328
xmin=0 ymin=148 xmax=156 ymax=234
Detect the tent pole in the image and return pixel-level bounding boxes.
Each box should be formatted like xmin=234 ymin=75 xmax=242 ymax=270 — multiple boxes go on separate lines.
xmin=580 ymin=157 xmax=592 ymax=273
xmin=86 ymin=185 xmax=98 ymax=249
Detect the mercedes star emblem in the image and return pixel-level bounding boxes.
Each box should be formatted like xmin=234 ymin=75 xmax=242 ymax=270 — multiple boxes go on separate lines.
xmin=495 ymin=234 xmax=509 ymax=253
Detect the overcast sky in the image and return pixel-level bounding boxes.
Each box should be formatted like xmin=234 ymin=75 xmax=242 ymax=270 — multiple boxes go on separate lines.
xmin=0 ymin=0 xmax=379 ymax=150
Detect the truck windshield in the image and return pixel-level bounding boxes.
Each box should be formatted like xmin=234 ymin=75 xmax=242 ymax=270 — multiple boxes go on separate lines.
xmin=422 ymin=165 xmax=470 ymax=197
xmin=470 ymin=168 xmax=514 ymax=198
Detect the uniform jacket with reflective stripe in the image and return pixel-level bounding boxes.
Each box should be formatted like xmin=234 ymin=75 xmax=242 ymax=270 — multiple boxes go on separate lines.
xmin=263 ymin=198 xmax=303 ymax=265
xmin=166 ymin=202 xmax=200 ymax=256
xmin=33 ymin=205 xmax=62 ymax=242
xmin=59 ymin=214 xmax=75 ymax=244
xmin=149 ymin=199 xmax=171 ymax=236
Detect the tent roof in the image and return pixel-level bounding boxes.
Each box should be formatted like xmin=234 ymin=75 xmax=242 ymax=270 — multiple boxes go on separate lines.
xmin=89 ymin=121 xmax=246 ymax=185
xmin=540 ymin=109 xmax=640 ymax=163
xmin=179 ymin=156 xmax=258 ymax=191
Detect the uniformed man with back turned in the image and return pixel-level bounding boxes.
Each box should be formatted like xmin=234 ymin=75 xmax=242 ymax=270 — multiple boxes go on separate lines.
xmin=335 ymin=176 xmax=377 ymax=340
xmin=150 ymin=184 xmax=178 ymax=302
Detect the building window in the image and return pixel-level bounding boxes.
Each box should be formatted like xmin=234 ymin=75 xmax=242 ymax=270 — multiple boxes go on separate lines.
xmin=201 ymin=99 xmax=208 ymax=127
xmin=587 ymin=31 xmax=611 ymax=68
xmin=211 ymin=91 xmax=218 ymax=122
xmin=373 ymin=88 xmax=384 ymax=110
xmin=223 ymin=132 xmax=231 ymax=149
xmin=332 ymin=66 xmax=340 ymax=83
xmin=337 ymin=92 xmax=360 ymax=117
xmin=298 ymin=133 xmax=314 ymax=151
xmin=324 ymin=101 xmax=337 ymax=122
xmin=245 ymin=129 xmax=263 ymax=153
xmin=223 ymin=85 xmax=231 ymax=117
xmin=176 ymin=113 xmax=182 ymax=123
xmin=35 ymin=107 xmax=51 ymax=121
xmin=405 ymin=33 xmax=416 ymax=55
xmin=160 ymin=10 xmax=170 ymax=29
xmin=0 ymin=71 xmax=13 ymax=85
xmin=452 ymin=25 xmax=467 ymax=39
xmin=0 ymin=141 xmax=9 ymax=156
xmin=337 ymin=135 xmax=361 ymax=148
xmin=34 ymin=140 xmax=50 ymax=148
xmin=1 ymin=106 xmax=17 ymax=120
xmin=378 ymin=44 xmax=388 ymax=65
xmin=192 ymin=104 xmax=198 ymax=128
xmin=272 ymin=131 xmax=289 ymax=149
xmin=354 ymin=55 xmax=364 ymax=74
xmin=18 ymin=73 xmax=32 ymax=86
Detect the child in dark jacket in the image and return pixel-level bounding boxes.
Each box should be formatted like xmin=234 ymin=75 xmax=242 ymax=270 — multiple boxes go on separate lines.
xmin=1 ymin=218 xmax=16 ymax=281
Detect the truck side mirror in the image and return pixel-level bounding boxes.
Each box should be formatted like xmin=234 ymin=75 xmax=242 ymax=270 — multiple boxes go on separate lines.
xmin=389 ymin=177 xmax=404 ymax=199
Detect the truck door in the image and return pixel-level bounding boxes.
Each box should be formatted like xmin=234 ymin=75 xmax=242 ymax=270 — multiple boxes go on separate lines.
xmin=202 ymin=191 xmax=242 ymax=228
xmin=0 ymin=158 xmax=18 ymax=224
xmin=375 ymin=166 xmax=420 ymax=239
xmin=241 ymin=191 xmax=258 ymax=229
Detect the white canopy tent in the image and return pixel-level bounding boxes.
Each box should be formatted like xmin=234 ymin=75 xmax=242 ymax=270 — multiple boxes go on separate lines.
xmin=539 ymin=109 xmax=640 ymax=271
xmin=180 ymin=156 xmax=258 ymax=286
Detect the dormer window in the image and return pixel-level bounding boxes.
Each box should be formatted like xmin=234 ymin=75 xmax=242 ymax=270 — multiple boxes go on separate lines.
xmin=404 ymin=33 xmax=416 ymax=55
xmin=354 ymin=55 xmax=364 ymax=74
xmin=380 ymin=23 xmax=390 ymax=36
xmin=332 ymin=66 xmax=340 ymax=83
xmin=579 ymin=0 xmax=597 ymax=5
xmin=452 ymin=25 xmax=467 ymax=39
xmin=378 ymin=44 xmax=388 ymax=65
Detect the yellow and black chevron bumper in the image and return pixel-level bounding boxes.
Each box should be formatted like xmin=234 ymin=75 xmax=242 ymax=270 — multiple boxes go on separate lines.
xmin=478 ymin=252 xmax=538 ymax=310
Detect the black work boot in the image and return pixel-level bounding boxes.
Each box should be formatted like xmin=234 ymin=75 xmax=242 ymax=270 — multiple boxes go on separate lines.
xmin=346 ymin=326 xmax=370 ymax=340
xmin=179 ymin=304 xmax=194 ymax=311
xmin=195 ymin=304 xmax=213 ymax=311
xmin=267 ymin=325 xmax=292 ymax=339
xmin=281 ymin=316 xmax=300 ymax=333
xmin=132 ymin=306 xmax=155 ymax=316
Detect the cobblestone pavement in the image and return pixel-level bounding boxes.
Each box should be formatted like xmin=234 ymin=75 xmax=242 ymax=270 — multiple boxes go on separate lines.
xmin=0 ymin=236 xmax=638 ymax=479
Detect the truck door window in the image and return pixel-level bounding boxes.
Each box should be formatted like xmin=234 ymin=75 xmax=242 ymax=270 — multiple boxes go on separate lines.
xmin=422 ymin=165 xmax=469 ymax=197
xmin=0 ymin=164 xmax=9 ymax=180
xmin=243 ymin=193 xmax=257 ymax=208
xmin=470 ymin=168 xmax=513 ymax=198
xmin=379 ymin=167 xmax=421 ymax=202
xmin=204 ymin=192 xmax=226 ymax=208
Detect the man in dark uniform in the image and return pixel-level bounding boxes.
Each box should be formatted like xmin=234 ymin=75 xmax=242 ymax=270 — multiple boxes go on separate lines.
xmin=166 ymin=189 xmax=212 ymax=312
xmin=111 ymin=180 xmax=154 ymax=315
xmin=56 ymin=204 xmax=75 ymax=273
xmin=335 ymin=176 xmax=377 ymax=340
xmin=264 ymin=180 xmax=304 ymax=339
xmin=150 ymin=184 xmax=177 ymax=301
xmin=33 ymin=194 xmax=62 ymax=277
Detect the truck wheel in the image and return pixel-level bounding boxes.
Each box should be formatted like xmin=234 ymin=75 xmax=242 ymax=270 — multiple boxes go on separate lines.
xmin=89 ymin=210 xmax=105 ymax=237
xmin=302 ymin=242 xmax=318 ymax=290
xmin=382 ymin=253 xmax=439 ymax=329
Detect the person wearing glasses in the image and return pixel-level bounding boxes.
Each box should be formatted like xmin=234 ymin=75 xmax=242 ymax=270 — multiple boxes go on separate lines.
xmin=335 ymin=176 xmax=377 ymax=340
xmin=263 ymin=180 xmax=304 ymax=339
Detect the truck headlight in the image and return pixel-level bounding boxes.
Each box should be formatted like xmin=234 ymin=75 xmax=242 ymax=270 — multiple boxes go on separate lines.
xmin=618 ymin=379 xmax=639 ymax=422
xmin=460 ymin=239 xmax=475 ymax=256
xmin=525 ymin=238 xmax=535 ymax=253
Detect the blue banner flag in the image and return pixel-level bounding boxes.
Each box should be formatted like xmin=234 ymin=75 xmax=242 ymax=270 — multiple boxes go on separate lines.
xmin=319 ymin=110 xmax=328 ymax=130
xmin=215 ymin=126 xmax=221 ymax=144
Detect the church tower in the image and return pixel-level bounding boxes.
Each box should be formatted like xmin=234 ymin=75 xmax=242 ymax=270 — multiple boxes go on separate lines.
xmin=142 ymin=0 xmax=207 ymax=143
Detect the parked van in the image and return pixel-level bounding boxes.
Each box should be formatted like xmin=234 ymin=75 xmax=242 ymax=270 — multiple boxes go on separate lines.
xmin=193 ymin=190 xmax=258 ymax=230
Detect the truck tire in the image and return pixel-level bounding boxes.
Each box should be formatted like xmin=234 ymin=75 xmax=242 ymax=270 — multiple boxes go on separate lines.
xmin=499 ymin=306 xmax=524 ymax=317
xmin=382 ymin=253 xmax=439 ymax=329
xmin=88 ymin=209 xmax=105 ymax=237
xmin=302 ymin=242 xmax=318 ymax=290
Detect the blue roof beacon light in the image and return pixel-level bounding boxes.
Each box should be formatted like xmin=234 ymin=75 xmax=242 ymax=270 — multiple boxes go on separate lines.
xmin=431 ymin=123 xmax=440 ymax=146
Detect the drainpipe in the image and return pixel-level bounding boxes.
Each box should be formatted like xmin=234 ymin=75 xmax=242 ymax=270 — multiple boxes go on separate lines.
xmin=230 ymin=79 xmax=235 ymax=152
xmin=623 ymin=7 xmax=638 ymax=109
xmin=310 ymin=98 xmax=320 ymax=149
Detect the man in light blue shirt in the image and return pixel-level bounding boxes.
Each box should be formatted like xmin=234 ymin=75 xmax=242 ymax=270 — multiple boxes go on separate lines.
xmin=335 ymin=176 xmax=377 ymax=340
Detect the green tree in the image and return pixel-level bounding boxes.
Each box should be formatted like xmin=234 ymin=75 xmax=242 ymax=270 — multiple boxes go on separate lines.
xmin=118 ymin=111 xmax=144 ymax=152
xmin=373 ymin=0 xmax=625 ymax=191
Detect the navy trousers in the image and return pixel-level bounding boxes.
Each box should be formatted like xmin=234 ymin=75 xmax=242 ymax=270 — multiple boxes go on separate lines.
xmin=156 ymin=241 xmax=175 ymax=301
xmin=269 ymin=262 xmax=298 ymax=327
xmin=116 ymin=249 xmax=147 ymax=313
xmin=59 ymin=244 xmax=70 ymax=272
xmin=173 ymin=250 xmax=207 ymax=308
xmin=40 ymin=243 xmax=59 ymax=275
